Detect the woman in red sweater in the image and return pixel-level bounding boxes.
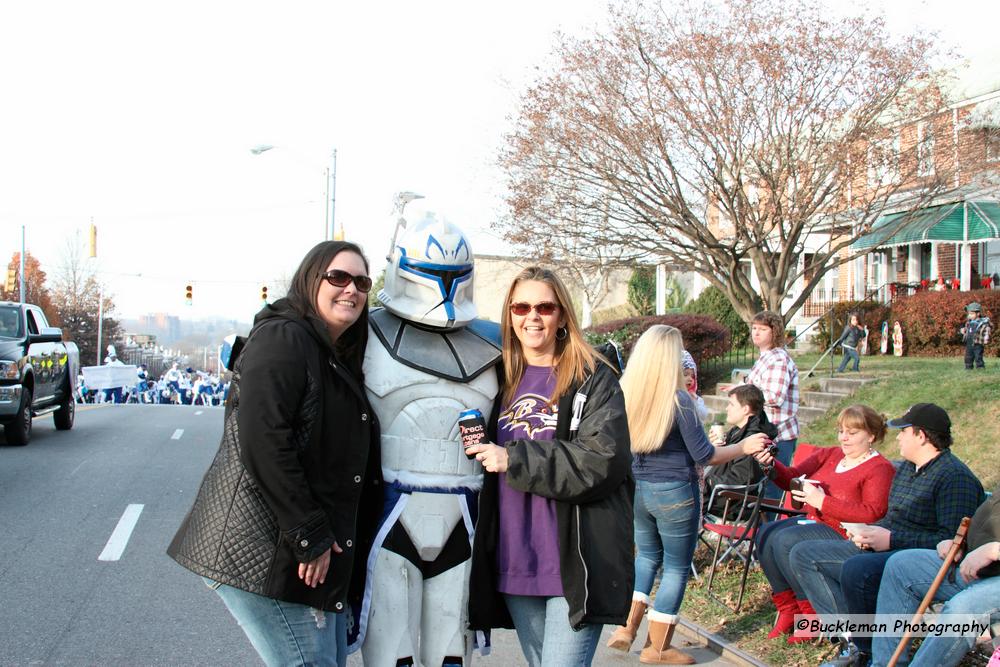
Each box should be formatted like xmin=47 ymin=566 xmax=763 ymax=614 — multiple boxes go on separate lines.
xmin=753 ymin=404 xmax=896 ymax=642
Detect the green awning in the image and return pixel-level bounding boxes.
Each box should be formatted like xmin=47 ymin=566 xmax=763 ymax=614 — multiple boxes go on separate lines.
xmin=853 ymin=200 xmax=1000 ymax=250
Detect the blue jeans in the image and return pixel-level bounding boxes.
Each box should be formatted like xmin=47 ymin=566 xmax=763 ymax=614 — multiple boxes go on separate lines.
xmin=205 ymin=578 xmax=347 ymax=667
xmin=503 ymin=594 xmax=603 ymax=667
xmin=633 ymin=479 xmax=700 ymax=615
xmin=837 ymin=347 xmax=861 ymax=372
xmin=755 ymin=518 xmax=842 ymax=598
xmin=965 ymin=343 xmax=985 ymax=369
xmin=763 ymin=439 xmax=797 ymax=508
xmin=872 ymin=550 xmax=1000 ymax=667
xmin=789 ymin=540 xmax=894 ymax=654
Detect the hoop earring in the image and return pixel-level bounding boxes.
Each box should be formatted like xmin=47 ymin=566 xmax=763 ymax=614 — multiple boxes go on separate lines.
xmin=556 ymin=326 xmax=568 ymax=341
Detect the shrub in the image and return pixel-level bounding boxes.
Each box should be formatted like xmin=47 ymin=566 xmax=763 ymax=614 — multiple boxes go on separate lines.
xmin=627 ymin=267 xmax=656 ymax=316
xmin=663 ymin=274 xmax=689 ymax=310
xmin=811 ymin=301 xmax=892 ymax=353
xmin=684 ymin=285 xmax=749 ymax=348
xmin=891 ymin=290 xmax=1000 ymax=357
xmin=591 ymin=303 xmax=637 ymax=326
xmin=585 ymin=313 xmax=731 ymax=365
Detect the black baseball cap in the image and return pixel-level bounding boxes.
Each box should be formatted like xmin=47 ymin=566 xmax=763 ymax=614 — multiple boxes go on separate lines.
xmin=887 ymin=403 xmax=951 ymax=434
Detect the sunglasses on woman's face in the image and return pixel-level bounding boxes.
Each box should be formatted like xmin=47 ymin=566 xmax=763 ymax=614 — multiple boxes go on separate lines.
xmin=322 ymin=269 xmax=373 ymax=293
xmin=509 ymin=301 xmax=560 ymax=316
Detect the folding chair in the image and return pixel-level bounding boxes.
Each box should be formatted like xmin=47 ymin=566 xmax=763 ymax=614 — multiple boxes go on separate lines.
xmin=703 ymin=487 xmax=806 ymax=612
xmin=700 ymin=477 xmax=768 ymax=565
xmin=705 ymin=443 xmax=829 ymax=611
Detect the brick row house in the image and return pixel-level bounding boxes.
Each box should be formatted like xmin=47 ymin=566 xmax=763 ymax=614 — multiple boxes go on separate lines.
xmin=843 ymin=73 xmax=1000 ymax=309
xmin=700 ymin=59 xmax=1000 ymax=334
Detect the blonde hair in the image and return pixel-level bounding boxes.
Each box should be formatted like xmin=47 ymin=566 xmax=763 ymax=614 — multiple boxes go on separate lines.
xmin=620 ymin=325 xmax=684 ymax=454
xmin=501 ymin=266 xmax=599 ymax=406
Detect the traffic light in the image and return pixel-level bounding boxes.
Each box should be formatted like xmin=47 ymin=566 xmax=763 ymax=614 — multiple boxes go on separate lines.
xmin=261 ymin=285 xmax=268 ymax=303
xmin=4 ymin=268 xmax=15 ymax=294
xmin=185 ymin=284 xmax=193 ymax=305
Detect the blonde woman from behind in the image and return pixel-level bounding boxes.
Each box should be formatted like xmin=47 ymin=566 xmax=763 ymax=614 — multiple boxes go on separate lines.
xmin=610 ymin=325 xmax=771 ymax=664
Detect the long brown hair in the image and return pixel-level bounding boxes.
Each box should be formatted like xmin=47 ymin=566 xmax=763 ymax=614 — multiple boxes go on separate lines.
xmin=285 ymin=240 xmax=370 ymax=379
xmin=500 ymin=266 xmax=598 ymax=406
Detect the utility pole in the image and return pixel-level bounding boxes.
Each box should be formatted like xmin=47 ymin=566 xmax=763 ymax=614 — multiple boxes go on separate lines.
xmin=20 ymin=226 xmax=25 ymax=304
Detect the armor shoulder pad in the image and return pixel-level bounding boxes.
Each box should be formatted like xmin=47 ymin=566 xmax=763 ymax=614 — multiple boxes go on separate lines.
xmin=370 ymin=310 xmax=500 ymax=382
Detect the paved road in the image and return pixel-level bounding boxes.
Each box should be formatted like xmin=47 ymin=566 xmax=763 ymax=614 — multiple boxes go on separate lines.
xmin=0 ymin=405 xmax=731 ymax=666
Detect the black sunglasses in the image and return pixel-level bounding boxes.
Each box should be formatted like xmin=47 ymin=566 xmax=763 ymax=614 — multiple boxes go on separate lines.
xmin=322 ymin=269 xmax=373 ymax=293
xmin=509 ymin=301 xmax=560 ymax=316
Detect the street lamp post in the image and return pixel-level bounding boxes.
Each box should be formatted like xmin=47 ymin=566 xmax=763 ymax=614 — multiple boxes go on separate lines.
xmin=87 ymin=220 xmax=104 ymax=366
xmin=328 ymin=149 xmax=337 ymax=241
xmin=250 ymin=144 xmax=338 ymax=241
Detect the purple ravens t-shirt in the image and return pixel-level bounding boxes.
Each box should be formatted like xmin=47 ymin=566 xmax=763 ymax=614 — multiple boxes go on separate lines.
xmin=496 ymin=365 xmax=563 ymax=596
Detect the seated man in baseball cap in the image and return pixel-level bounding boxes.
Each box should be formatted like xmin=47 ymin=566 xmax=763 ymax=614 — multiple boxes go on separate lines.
xmin=786 ymin=403 xmax=984 ymax=667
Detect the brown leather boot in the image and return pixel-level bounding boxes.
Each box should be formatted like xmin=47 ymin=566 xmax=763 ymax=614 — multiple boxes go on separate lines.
xmin=606 ymin=598 xmax=647 ymax=651
xmin=639 ymin=619 xmax=695 ymax=665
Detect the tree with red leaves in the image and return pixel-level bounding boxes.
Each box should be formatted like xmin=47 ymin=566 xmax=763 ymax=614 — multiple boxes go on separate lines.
xmin=3 ymin=252 xmax=59 ymax=326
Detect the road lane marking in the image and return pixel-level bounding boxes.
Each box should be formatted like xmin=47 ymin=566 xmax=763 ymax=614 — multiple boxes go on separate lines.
xmin=195 ymin=410 xmax=203 ymax=415
xmin=171 ymin=429 xmax=184 ymax=440
xmin=69 ymin=459 xmax=89 ymax=477
xmin=98 ymin=504 xmax=144 ymax=561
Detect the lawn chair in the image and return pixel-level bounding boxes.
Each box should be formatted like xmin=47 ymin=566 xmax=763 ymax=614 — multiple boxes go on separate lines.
xmin=700 ymin=476 xmax=768 ymax=565
xmin=703 ymin=443 xmax=821 ymax=612
xmin=690 ymin=475 xmax=766 ymax=581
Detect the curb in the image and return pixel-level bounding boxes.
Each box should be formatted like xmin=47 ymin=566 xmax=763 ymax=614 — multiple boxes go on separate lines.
xmin=676 ymin=617 xmax=770 ymax=667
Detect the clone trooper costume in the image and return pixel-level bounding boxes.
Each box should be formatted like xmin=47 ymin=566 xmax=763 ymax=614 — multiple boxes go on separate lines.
xmin=355 ymin=197 xmax=501 ymax=667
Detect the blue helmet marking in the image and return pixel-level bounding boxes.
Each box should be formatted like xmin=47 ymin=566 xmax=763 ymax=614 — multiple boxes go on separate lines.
xmin=424 ymin=234 xmax=470 ymax=263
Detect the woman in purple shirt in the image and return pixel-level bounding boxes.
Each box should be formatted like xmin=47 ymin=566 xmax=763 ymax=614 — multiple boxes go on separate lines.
xmin=467 ymin=267 xmax=633 ymax=667
xmin=608 ymin=325 xmax=770 ymax=664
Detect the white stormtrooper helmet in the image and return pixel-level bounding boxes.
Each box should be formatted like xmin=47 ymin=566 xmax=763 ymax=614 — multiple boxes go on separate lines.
xmin=380 ymin=200 xmax=476 ymax=329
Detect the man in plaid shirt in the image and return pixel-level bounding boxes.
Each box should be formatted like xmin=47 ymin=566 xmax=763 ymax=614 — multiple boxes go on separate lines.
xmin=785 ymin=403 xmax=984 ymax=666
xmin=746 ymin=311 xmax=799 ymax=503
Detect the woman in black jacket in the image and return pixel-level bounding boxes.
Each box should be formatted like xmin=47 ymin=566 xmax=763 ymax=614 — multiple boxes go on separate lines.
xmin=168 ymin=241 xmax=382 ymax=667
xmin=465 ymin=266 xmax=633 ymax=667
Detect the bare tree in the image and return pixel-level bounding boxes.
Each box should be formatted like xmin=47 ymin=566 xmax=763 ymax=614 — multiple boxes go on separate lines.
xmin=523 ymin=230 xmax=629 ymax=327
xmin=49 ymin=235 xmax=123 ymax=366
xmin=498 ymin=0 xmax=970 ymax=322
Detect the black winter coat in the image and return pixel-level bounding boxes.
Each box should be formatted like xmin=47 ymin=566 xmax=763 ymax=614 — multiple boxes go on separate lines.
xmin=168 ymin=301 xmax=382 ymax=612
xmin=703 ymin=412 xmax=777 ymax=517
xmin=469 ymin=362 xmax=634 ymax=631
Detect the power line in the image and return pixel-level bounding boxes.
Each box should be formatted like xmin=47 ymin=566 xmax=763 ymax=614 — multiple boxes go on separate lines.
xmin=95 ymin=270 xmax=287 ymax=285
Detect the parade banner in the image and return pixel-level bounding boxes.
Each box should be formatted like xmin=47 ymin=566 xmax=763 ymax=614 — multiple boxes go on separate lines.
xmin=82 ymin=365 xmax=138 ymax=390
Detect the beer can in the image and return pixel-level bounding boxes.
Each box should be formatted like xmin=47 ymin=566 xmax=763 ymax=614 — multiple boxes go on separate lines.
xmin=458 ymin=408 xmax=487 ymax=460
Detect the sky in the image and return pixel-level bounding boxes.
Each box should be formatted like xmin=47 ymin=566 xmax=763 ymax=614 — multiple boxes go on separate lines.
xmin=1 ymin=0 xmax=998 ymax=323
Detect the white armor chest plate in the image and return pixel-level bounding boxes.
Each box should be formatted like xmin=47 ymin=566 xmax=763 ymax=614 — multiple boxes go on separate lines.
xmin=363 ymin=329 xmax=499 ymax=488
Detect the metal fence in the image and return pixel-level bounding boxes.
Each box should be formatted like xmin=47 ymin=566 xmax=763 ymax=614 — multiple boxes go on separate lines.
xmin=700 ymin=343 xmax=756 ymax=378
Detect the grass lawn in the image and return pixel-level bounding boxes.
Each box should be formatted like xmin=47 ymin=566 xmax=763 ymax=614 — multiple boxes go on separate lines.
xmin=680 ymin=354 xmax=999 ymax=666
xmin=794 ymin=354 xmax=1000 ymax=489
